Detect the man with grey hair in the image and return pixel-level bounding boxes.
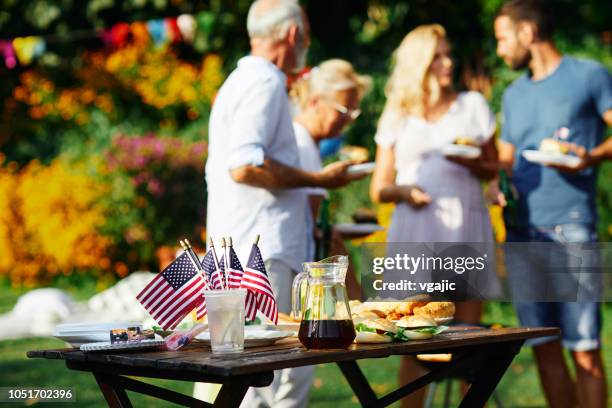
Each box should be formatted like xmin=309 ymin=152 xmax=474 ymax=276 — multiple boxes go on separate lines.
xmin=201 ymin=1 xmax=364 ymax=407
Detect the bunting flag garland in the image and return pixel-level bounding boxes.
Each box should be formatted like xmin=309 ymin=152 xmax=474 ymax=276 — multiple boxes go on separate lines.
xmin=177 ymin=14 xmax=196 ymax=43
xmin=1 ymin=13 xmax=200 ymax=69
xmin=12 ymin=36 xmax=45 ymax=65
xmin=0 ymin=40 xmax=17 ymax=69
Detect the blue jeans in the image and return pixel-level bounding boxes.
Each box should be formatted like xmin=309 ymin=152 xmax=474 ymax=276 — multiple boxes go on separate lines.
xmin=506 ymin=224 xmax=602 ymax=351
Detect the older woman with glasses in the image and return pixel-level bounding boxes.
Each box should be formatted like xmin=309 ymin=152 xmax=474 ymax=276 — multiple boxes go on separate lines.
xmin=370 ymin=24 xmax=501 ymax=407
xmin=290 ymin=59 xmax=371 ymax=264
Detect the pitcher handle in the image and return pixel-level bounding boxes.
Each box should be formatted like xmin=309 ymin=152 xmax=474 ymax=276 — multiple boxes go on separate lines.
xmin=291 ymin=271 xmax=308 ymax=320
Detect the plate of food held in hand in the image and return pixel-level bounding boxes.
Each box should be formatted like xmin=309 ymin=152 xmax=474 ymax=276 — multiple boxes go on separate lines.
xmin=522 ymin=138 xmax=581 ymax=168
xmin=350 ymin=300 xmax=454 ymax=343
xmin=346 ymin=162 xmax=376 ymax=175
xmin=439 ymin=137 xmax=481 ymax=159
xmin=340 ymin=145 xmax=369 ymax=162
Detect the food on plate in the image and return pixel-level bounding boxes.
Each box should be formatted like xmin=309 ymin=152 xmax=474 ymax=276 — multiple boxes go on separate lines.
xmin=350 ymin=299 xmax=455 ymax=322
xmin=394 ymin=301 xmax=428 ymax=316
xmin=352 ymin=208 xmax=378 ymax=224
xmin=340 ymin=145 xmax=369 ymax=162
xmin=413 ymin=302 xmax=455 ymax=319
xmin=417 ymin=353 xmax=453 ymax=362
xmin=454 ymin=137 xmax=480 ymax=147
xmin=539 ymin=138 xmax=570 ymax=154
xmin=396 ymin=315 xmax=444 ymax=340
xmin=354 ymin=315 xmax=448 ymax=343
xmin=352 ymin=310 xmax=386 ymax=323
xmin=278 ymin=312 xmax=300 ymax=323
xmin=354 ymin=318 xmax=397 ymax=343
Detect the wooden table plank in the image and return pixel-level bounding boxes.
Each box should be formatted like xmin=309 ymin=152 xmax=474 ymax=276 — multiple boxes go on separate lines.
xmin=29 ymin=327 xmax=559 ymax=377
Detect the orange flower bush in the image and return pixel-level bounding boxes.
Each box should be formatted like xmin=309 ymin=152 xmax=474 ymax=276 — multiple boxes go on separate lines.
xmin=0 ymin=157 xmax=113 ymax=286
xmin=12 ymin=71 xmax=114 ymax=123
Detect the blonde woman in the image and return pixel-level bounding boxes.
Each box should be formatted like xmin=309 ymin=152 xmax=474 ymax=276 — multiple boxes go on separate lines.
xmin=370 ymin=25 xmax=500 ymax=406
xmin=291 ymin=59 xmax=371 ymax=262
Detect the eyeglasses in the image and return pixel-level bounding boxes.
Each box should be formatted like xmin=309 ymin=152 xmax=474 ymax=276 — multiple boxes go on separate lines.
xmin=327 ymin=100 xmax=361 ymax=120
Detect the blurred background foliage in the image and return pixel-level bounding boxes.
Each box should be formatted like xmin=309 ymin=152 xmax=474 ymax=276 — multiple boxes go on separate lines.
xmin=0 ymin=0 xmax=610 ymax=287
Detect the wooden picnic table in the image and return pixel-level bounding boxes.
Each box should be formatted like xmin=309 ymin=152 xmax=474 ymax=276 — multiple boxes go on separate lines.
xmin=28 ymin=326 xmax=559 ymax=408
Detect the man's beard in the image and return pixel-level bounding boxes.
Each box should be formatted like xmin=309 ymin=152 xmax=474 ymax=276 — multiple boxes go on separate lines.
xmin=293 ymin=37 xmax=308 ymax=72
xmin=510 ymin=48 xmax=530 ymax=70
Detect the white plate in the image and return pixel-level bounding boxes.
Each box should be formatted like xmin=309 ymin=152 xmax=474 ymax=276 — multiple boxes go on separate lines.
xmin=522 ymin=150 xmax=581 ymax=168
xmin=347 ymin=162 xmax=376 ymax=175
xmin=80 ymin=339 xmax=165 ymax=352
xmin=55 ymin=322 xmax=141 ymax=334
xmin=334 ymin=223 xmax=384 ymax=236
xmin=440 ymin=144 xmax=481 ymax=159
xmin=54 ymin=322 xmax=143 ymax=347
xmin=389 ymin=317 xmax=453 ymax=325
xmin=195 ymin=329 xmax=294 ymax=348
xmin=54 ymin=333 xmax=111 ymax=347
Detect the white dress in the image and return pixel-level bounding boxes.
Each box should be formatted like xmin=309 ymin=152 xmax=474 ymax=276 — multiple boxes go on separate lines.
xmin=375 ymin=91 xmax=501 ymax=298
xmin=375 ymin=91 xmax=495 ymax=243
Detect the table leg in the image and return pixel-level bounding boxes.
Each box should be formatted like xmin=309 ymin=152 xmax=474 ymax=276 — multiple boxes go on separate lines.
xmin=213 ymin=371 xmax=274 ymax=408
xmin=458 ymin=340 xmax=523 ymax=408
xmin=93 ymin=372 xmax=133 ymax=408
xmin=337 ymin=361 xmax=378 ymax=406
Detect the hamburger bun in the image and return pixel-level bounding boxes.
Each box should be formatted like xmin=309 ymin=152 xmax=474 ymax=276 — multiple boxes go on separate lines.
xmin=394 ymin=301 xmax=427 ymax=316
xmin=399 ymin=330 xmax=434 ymax=340
xmin=396 ymin=315 xmax=438 ymax=340
xmin=354 ymin=318 xmax=397 ymax=343
xmin=354 ymin=331 xmax=393 ymax=343
xmin=396 ymin=315 xmax=437 ymax=329
xmin=352 ymin=311 xmax=380 ymax=324
xmin=413 ymin=302 xmax=455 ymax=319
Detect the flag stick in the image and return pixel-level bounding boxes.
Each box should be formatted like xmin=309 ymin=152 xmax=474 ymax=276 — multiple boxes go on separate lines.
xmin=180 ymin=239 xmax=211 ymax=291
xmin=208 ymin=237 xmax=222 ymax=291
xmin=221 ymin=238 xmax=229 ymax=289
xmin=254 ymin=234 xmax=260 ymax=246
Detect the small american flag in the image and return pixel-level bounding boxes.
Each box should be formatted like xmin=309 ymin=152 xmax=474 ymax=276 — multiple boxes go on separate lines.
xmin=225 ymin=245 xmax=258 ymax=321
xmin=210 ymin=253 xmax=225 ymax=290
xmin=194 ymin=249 xmax=219 ymax=320
xmin=242 ymin=243 xmax=278 ymax=324
xmin=136 ymin=252 xmax=206 ymax=330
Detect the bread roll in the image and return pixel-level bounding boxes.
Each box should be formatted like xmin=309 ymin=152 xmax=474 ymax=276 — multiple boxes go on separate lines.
xmin=413 ymin=302 xmax=455 ymax=318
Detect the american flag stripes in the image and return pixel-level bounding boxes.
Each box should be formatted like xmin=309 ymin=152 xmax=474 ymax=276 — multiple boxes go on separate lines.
xmin=226 ymin=244 xmax=258 ymax=321
xmin=242 ymin=243 xmax=278 ymax=324
xmin=136 ymin=252 xmax=206 ymax=330
xmin=195 ymin=249 xmax=219 ymax=320
xmin=210 ymin=253 xmax=225 ymax=290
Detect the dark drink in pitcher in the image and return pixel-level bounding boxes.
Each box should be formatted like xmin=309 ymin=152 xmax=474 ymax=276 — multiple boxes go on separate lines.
xmin=298 ymin=319 xmax=356 ymax=349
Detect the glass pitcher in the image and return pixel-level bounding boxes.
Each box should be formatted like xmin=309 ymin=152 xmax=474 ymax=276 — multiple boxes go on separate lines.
xmin=292 ymin=255 xmax=355 ymax=349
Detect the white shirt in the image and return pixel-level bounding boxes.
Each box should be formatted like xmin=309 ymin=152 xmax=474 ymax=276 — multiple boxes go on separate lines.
xmin=293 ymin=122 xmax=327 ymax=197
xmin=206 ymin=56 xmax=307 ymax=271
xmin=293 ymin=122 xmax=327 ymax=261
xmin=375 ymin=91 xmax=495 ymax=189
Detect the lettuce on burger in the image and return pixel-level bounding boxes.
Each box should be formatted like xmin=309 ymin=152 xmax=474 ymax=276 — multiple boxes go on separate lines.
xmin=354 ymin=318 xmax=397 ymax=343
xmin=395 ymin=315 xmax=448 ymax=340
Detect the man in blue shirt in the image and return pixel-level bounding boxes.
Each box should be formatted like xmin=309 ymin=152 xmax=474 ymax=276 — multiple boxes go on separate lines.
xmin=495 ymin=1 xmax=611 ymax=407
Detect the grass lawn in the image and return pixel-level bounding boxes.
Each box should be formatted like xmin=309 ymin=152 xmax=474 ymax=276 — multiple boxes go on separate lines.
xmin=0 ymin=283 xmax=610 ymax=407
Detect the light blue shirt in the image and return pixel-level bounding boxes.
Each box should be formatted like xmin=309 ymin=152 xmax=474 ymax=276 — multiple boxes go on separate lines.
xmin=502 ymin=56 xmax=612 ymax=227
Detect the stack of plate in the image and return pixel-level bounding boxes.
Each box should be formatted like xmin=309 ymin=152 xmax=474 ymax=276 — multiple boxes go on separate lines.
xmin=54 ymin=321 xmax=142 ymax=347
